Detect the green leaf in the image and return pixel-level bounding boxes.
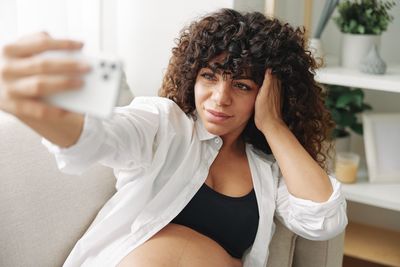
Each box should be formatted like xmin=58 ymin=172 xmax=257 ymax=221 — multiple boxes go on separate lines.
xmin=333 ymin=128 xmax=350 ymax=138
xmin=336 ymin=92 xmax=354 ymax=108
xmin=353 ymin=94 xmax=363 ymax=107
xmin=334 ymin=0 xmax=396 ymax=34
xmin=349 ymin=19 xmax=357 ymax=29
xmin=350 ymin=122 xmax=363 ymax=135
xmin=325 ymin=97 xmax=334 ymax=108
xmin=362 ymin=103 xmax=373 ymax=110
xmin=325 ymin=84 xmax=373 ymax=137
xmin=338 ymin=110 xmax=356 ymax=127
xmin=331 ymin=109 xmax=341 ymax=123
xmin=357 ymin=25 xmax=365 ymax=34
xmin=352 ymin=88 xmax=364 ymax=98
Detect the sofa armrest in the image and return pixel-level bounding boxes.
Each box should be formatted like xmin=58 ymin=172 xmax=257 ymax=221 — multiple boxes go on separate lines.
xmin=293 ymin=231 xmax=345 ymax=267
xmin=266 ymin=218 xmax=345 ymax=267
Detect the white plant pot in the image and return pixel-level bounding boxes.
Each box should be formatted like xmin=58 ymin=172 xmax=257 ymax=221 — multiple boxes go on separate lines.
xmin=341 ymin=33 xmax=381 ymax=69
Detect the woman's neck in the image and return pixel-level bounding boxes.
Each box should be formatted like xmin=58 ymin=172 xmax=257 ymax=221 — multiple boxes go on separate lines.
xmin=220 ymin=135 xmax=246 ymax=156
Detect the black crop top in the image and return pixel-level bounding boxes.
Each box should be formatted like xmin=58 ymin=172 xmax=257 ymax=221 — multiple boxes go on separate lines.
xmin=171 ymin=182 xmax=259 ymax=259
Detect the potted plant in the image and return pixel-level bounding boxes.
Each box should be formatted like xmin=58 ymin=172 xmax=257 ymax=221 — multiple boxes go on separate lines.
xmin=333 ymin=0 xmax=396 ymax=68
xmin=325 ymin=84 xmax=373 ymax=151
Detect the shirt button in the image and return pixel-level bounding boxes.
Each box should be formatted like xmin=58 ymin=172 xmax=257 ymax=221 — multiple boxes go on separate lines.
xmin=215 ymin=138 xmax=220 ymax=144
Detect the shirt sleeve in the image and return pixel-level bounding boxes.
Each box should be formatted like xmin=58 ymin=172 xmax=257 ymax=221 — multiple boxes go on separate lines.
xmin=274 ymin=168 xmax=348 ymax=241
xmin=41 ymin=97 xmax=163 ymax=175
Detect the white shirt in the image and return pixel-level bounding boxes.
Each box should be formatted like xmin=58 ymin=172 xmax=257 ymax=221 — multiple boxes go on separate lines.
xmin=42 ymin=96 xmax=348 ymax=267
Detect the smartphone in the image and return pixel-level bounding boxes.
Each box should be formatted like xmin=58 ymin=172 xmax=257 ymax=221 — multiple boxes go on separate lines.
xmin=41 ymin=51 xmax=123 ymax=118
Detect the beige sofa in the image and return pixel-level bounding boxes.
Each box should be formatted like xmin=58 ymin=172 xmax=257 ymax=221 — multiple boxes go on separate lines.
xmin=0 ymin=95 xmax=344 ymax=267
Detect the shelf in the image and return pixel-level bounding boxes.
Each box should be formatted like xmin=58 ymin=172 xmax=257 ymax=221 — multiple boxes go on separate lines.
xmin=315 ymin=65 xmax=400 ymax=93
xmin=342 ymin=179 xmax=400 ymax=212
xmin=344 ymin=221 xmax=400 ymax=266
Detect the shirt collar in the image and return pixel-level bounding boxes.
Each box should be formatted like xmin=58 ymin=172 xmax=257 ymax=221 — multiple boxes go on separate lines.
xmin=193 ymin=112 xmax=275 ymax=164
xmin=193 ymin=112 xmax=218 ymax=141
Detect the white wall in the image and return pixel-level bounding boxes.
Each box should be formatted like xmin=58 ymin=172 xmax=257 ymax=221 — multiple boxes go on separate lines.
xmin=0 ymin=0 xmax=18 ymax=47
xmin=1 ymin=0 xmax=234 ymax=97
xmin=2 ymin=1 xmax=398 ymax=106
xmin=107 ymin=0 xmax=234 ymax=96
xmin=234 ymin=0 xmax=264 ymax=12
xmin=1 ymin=0 xmax=102 ymax=53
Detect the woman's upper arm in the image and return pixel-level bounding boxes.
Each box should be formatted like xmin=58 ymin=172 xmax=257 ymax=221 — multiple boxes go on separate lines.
xmin=98 ymin=98 xmax=163 ymax=168
xmin=42 ymin=97 xmax=164 ymax=174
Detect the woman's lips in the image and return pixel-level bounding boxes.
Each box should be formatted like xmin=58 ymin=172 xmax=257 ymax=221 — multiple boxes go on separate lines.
xmin=205 ymin=108 xmax=232 ymax=122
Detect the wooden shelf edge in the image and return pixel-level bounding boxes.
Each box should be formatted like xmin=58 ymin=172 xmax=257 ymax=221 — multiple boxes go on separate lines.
xmin=344 ymin=221 xmax=400 ymax=266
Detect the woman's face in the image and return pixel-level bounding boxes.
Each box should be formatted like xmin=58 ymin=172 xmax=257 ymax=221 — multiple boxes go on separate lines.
xmin=194 ymin=57 xmax=260 ymax=141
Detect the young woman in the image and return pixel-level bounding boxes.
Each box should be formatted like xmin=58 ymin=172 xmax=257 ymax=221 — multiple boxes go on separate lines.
xmin=0 ymin=8 xmax=347 ymax=267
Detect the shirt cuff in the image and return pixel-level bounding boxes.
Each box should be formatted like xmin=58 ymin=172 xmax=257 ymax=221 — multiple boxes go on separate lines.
xmin=288 ymin=176 xmax=345 ymax=230
xmin=41 ymin=114 xmax=106 ymax=174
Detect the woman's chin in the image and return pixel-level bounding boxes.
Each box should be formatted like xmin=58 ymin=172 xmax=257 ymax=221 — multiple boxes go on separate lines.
xmin=203 ymin=122 xmax=228 ymax=136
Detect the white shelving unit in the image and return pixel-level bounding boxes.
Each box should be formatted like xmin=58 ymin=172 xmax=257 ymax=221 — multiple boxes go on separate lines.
xmin=315 ymin=65 xmax=400 ymax=266
xmin=316 ymin=65 xmax=400 ymax=212
xmin=341 ymin=179 xmax=400 ymax=212
xmin=315 ymin=65 xmax=400 ymax=92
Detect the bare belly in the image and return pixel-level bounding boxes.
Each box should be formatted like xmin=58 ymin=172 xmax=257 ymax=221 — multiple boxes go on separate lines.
xmin=117 ymin=223 xmax=243 ymax=267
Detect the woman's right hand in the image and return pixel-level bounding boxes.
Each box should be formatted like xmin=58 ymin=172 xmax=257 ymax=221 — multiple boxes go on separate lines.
xmin=0 ymin=32 xmax=90 ymax=120
xmin=0 ymin=32 xmax=90 ymax=147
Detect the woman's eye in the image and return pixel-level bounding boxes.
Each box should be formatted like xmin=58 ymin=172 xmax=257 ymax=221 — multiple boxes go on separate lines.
xmin=234 ymin=82 xmax=251 ymax=91
xmin=201 ymin=72 xmax=216 ymax=81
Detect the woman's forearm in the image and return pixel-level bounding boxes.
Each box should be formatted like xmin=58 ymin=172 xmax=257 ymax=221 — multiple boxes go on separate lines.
xmin=262 ymin=120 xmax=333 ymax=202
xmin=19 ymin=112 xmax=84 ymax=148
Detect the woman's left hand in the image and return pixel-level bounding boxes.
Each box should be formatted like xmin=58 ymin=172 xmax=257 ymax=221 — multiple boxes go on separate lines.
xmin=254 ymin=69 xmax=284 ymax=132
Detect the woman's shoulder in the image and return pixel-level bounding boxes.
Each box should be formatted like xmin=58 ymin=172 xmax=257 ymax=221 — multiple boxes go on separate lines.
xmin=126 ymin=96 xmax=176 ymax=109
xmin=122 ymin=96 xmax=194 ymax=133
xmin=115 ymin=96 xmax=190 ymax=122
xmin=126 ymin=96 xmax=187 ymax=116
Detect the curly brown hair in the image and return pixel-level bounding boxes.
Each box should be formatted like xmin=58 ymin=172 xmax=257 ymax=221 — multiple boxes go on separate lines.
xmin=159 ymin=8 xmax=334 ymax=169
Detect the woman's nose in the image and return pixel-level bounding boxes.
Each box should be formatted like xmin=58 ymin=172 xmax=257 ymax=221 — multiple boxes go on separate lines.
xmin=212 ymin=81 xmax=232 ymax=106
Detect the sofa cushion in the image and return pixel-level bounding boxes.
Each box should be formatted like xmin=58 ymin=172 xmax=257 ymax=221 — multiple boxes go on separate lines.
xmin=0 ymin=112 xmax=117 ymax=267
